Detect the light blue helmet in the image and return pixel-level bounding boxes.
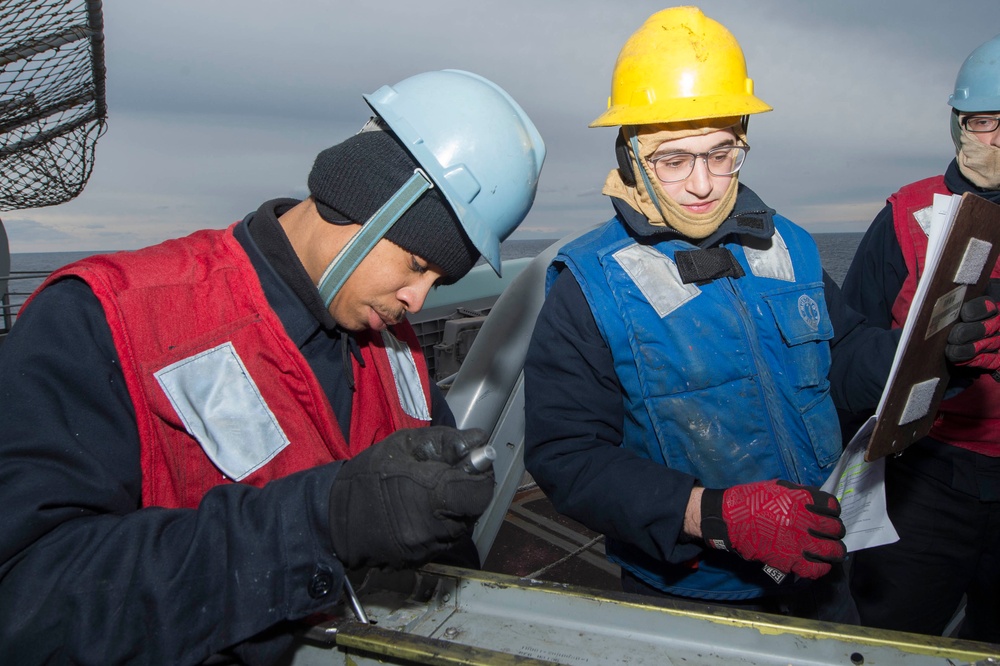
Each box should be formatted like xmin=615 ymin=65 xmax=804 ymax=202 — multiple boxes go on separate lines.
xmin=315 ymin=70 xmax=545 ymax=307
xmin=364 ymin=69 xmax=546 ymax=275
xmin=948 ymin=34 xmax=1000 ymax=113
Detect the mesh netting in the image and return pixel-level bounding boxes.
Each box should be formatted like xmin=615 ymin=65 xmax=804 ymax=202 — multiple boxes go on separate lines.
xmin=0 ymin=0 xmax=107 ymax=211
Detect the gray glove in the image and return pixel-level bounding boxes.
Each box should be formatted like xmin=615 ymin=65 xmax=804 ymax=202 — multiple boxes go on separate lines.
xmin=328 ymin=426 xmax=494 ymax=570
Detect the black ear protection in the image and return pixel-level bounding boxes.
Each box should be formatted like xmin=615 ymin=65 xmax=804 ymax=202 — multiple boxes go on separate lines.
xmin=614 ymin=130 xmax=637 ymax=187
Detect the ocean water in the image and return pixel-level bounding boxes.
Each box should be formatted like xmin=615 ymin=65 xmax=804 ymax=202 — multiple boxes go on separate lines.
xmin=5 ymin=233 xmax=864 ymax=312
xmin=482 ymin=234 xmax=866 ymax=284
xmin=5 ymin=250 xmax=103 ymax=313
xmin=813 ymin=232 xmax=865 ymax=286
xmin=501 ymin=234 xmax=865 ymax=284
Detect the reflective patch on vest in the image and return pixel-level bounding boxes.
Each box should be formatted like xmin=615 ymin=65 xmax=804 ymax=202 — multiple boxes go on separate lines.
xmin=381 ymin=329 xmax=431 ymax=421
xmin=612 ymin=243 xmax=700 ymax=318
xmin=154 ymin=342 xmax=290 ymax=481
xmin=913 ymin=205 xmax=934 ymax=237
xmin=744 ymin=229 xmax=795 ymax=282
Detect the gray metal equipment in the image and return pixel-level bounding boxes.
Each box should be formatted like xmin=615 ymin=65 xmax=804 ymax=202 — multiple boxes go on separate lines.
xmin=292 ymin=565 xmax=1000 ymax=666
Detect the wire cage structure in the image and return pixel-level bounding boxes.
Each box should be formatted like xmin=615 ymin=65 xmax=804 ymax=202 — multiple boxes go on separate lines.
xmin=0 ymin=0 xmax=107 ymax=212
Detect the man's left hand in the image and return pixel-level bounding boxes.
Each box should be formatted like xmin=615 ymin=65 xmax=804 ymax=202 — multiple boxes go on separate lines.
xmin=945 ymin=296 xmax=1000 ymax=380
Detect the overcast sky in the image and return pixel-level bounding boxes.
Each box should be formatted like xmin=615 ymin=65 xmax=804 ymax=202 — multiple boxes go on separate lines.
xmin=4 ymin=0 xmax=1000 ymax=252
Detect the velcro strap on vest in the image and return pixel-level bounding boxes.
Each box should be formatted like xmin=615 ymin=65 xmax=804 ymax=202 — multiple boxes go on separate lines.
xmin=675 ymin=247 xmax=746 ymax=285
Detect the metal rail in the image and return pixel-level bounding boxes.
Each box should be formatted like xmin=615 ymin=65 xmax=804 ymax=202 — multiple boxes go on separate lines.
xmin=0 ymin=271 xmax=51 ymax=334
xmin=289 ymin=565 xmax=1000 ymax=666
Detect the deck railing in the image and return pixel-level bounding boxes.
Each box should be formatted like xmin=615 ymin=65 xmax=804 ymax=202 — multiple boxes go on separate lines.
xmin=0 ymin=270 xmax=50 ymax=337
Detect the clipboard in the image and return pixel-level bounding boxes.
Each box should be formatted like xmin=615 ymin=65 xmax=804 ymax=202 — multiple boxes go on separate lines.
xmin=865 ymin=192 xmax=1000 ymax=461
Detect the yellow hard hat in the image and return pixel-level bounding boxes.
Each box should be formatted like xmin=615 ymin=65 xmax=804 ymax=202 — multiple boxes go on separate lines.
xmin=590 ymin=6 xmax=772 ymax=128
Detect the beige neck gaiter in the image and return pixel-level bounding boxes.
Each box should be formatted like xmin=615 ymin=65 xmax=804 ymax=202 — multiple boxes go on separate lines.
xmin=602 ymin=121 xmax=745 ymax=239
xmin=958 ymin=131 xmax=1000 ymax=190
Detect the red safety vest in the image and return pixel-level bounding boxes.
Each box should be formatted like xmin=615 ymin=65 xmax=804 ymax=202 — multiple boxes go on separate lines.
xmin=890 ymin=177 xmax=1000 ymax=455
xmin=32 ymin=225 xmax=433 ymax=507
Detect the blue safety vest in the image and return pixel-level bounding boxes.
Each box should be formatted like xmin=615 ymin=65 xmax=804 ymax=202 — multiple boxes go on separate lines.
xmin=552 ymin=214 xmax=841 ymax=599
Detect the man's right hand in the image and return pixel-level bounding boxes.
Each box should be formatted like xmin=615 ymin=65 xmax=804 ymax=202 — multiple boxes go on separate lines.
xmin=945 ymin=295 xmax=1000 ymax=379
xmin=328 ymin=426 xmax=495 ymax=570
xmin=700 ymin=479 xmax=846 ymax=579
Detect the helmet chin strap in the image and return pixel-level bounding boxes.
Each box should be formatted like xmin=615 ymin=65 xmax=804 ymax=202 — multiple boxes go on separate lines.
xmin=628 ymin=128 xmax=669 ymax=222
xmin=317 ymin=168 xmax=434 ymax=308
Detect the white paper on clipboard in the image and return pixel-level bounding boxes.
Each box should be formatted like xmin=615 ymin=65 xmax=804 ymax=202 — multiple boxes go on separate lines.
xmin=877 ymin=193 xmax=961 ymax=415
xmin=823 ymin=193 xmax=964 ymax=552
xmin=821 ymin=416 xmax=898 ymax=551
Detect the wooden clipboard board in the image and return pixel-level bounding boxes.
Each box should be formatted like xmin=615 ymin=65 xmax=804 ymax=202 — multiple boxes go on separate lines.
xmin=865 ymin=193 xmax=1000 ymax=461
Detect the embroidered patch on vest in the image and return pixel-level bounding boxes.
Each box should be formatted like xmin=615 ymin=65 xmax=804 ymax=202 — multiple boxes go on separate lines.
xmin=613 ymin=243 xmax=700 ymax=318
xmin=154 ymin=341 xmax=290 ymax=481
xmin=381 ymin=329 xmax=431 ymax=421
xmin=797 ymin=293 xmax=821 ymax=332
xmin=743 ymin=229 xmax=795 ymax=282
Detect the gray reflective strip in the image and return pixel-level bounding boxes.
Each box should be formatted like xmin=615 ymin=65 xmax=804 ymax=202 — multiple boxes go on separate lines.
xmin=154 ymin=342 xmax=290 ymax=481
xmin=380 ymin=329 xmax=431 ymax=421
xmin=318 ymin=169 xmax=433 ymax=308
xmin=744 ymin=228 xmax=795 ymax=282
xmin=913 ymin=205 xmax=934 ymax=237
xmin=613 ymin=243 xmax=700 ymax=318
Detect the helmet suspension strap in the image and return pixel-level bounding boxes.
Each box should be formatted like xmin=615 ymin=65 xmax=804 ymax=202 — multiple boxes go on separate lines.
xmin=317 ymin=168 xmax=434 ymax=308
xmin=628 ymin=128 xmax=669 ymax=222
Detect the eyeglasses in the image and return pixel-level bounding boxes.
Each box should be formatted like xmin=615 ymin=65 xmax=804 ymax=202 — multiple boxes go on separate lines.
xmin=647 ymin=145 xmax=749 ymax=183
xmin=961 ymin=115 xmax=1000 ymax=133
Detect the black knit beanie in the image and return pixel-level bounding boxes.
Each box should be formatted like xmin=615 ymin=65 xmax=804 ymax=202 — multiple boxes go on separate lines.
xmin=307 ymin=128 xmax=480 ymax=283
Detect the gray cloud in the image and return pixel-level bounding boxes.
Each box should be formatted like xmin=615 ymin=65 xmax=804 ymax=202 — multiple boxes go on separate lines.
xmin=3 ymin=218 xmax=75 ymax=243
xmin=9 ymin=0 xmax=1000 ymax=251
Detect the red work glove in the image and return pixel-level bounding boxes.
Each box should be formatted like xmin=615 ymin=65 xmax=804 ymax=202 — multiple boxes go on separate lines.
xmin=945 ymin=296 xmax=1000 ymax=380
xmin=700 ymin=479 xmax=846 ymax=580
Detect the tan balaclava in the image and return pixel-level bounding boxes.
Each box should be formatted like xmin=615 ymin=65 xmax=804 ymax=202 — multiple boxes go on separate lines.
xmin=950 ymin=112 xmax=1000 ymax=190
xmin=602 ymin=118 xmax=747 ymax=239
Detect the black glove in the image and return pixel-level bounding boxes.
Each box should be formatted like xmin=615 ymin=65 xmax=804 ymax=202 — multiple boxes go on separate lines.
xmin=945 ymin=296 xmax=1000 ymax=381
xmin=328 ymin=426 xmax=495 ymax=570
